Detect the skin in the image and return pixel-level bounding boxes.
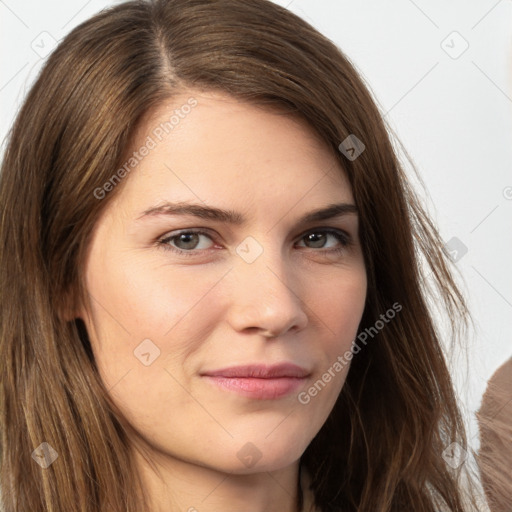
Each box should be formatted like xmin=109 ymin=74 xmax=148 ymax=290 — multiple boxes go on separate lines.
xmin=78 ymin=89 xmax=367 ymax=512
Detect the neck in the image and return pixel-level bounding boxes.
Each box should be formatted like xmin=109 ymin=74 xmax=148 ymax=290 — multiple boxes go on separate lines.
xmin=133 ymin=447 xmax=301 ymax=512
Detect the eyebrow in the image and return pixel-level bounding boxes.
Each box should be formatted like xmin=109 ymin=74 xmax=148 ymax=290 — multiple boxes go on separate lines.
xmin=136 ymin=201 xmax=358 ymax=225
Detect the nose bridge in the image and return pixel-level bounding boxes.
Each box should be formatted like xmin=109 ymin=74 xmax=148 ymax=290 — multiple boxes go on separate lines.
xmin=234 ymin=233 xmax=289 ymax=288
xmin=227 ymin=234 xmax=308 ymax=336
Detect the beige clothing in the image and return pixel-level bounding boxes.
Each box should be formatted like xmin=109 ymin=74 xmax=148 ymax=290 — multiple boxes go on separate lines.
xmin=477 ymin=356 xmax=512 ymax=512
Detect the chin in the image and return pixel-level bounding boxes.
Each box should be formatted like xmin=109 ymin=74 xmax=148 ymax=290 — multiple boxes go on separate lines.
xmin=221 ymin=434 xmax=310 ymax=474
xmin=212 ymin=453 xmax=303 ymax=476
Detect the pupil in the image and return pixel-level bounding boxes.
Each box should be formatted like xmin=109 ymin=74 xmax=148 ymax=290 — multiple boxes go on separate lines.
xmin=179 ymin=233 xmax=198 ymax=248
xmin=308 ymin=233 xmax=325 ymax=248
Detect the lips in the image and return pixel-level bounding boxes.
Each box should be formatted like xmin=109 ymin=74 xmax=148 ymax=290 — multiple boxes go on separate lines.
xmin=201 ymin=363 xmax=310 ymax=400
xmin=202 ymin=363 xmax=310 ymax=379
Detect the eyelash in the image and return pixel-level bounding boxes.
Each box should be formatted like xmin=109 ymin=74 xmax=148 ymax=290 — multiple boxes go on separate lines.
xmin=156 ymin=228 xmax=352 ymax=258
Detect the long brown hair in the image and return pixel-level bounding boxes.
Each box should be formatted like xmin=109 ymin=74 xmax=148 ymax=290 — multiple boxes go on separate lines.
xmin=0 ymin=0 xmax=485 ymax=510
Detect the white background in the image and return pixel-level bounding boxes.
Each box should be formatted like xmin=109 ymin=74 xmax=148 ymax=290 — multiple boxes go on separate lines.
xmin=1 ymin=0 xmax=511 ymax=459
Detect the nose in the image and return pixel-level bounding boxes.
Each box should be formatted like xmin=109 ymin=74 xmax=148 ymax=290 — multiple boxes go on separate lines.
xmin=226 ymin=245 xmax=309 ymax=338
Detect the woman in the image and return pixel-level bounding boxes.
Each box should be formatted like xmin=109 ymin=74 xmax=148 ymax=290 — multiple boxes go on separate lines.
xmin=0 ymin=0 xmax=488 ymax=510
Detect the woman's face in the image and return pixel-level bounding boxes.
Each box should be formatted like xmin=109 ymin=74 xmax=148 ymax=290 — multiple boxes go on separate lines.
xmin=79 ymin=89 xmax=367 ymax=474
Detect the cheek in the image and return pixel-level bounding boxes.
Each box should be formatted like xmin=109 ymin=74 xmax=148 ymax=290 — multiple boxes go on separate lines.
xmin=87 ymin=248 xmax=227 ymax=340
xmin=290 ymin=271 xmax=366 ymax=445
xmin=83 ymin=249 xmax=231 ymax=395
xmin=311 ymin=266 xmax=367 ymax=350
xmin=82 ymin=258 xmax=223 ymax=436
xmin=301 ymin=274 xmax=366 ymax=402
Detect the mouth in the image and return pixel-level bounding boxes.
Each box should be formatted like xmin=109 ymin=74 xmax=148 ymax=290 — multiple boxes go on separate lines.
xmin=200 ymin=363 xmax=310 ymax=400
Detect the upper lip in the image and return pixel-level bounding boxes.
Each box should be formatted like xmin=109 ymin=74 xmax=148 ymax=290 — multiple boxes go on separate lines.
xmin=201 ymin=363 xmax=310 ymax=379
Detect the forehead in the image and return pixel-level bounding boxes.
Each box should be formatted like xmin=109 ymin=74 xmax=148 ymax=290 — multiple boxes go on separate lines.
xmin=109 ymin=90 xmax=353 ymax=218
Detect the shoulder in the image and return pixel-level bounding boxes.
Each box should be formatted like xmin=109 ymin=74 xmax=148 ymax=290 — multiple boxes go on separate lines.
xmin=477 ymin=356 xmax=512 ymax=512
xmin=479 ymin=356 xmax=512 ymax=413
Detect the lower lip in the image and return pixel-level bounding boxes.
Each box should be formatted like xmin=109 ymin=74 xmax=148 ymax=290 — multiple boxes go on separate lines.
xmin=203 ymin=376 xmax=307 ymax=399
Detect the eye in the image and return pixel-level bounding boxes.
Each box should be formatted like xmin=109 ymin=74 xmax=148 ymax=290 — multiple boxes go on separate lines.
xmin=157 ymin=228 xmax=352 ymax=257
xmin=296 ymin=229 xmax=351 ymax=254
xmin=158 ymin=230 xmax=215 ymax=256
